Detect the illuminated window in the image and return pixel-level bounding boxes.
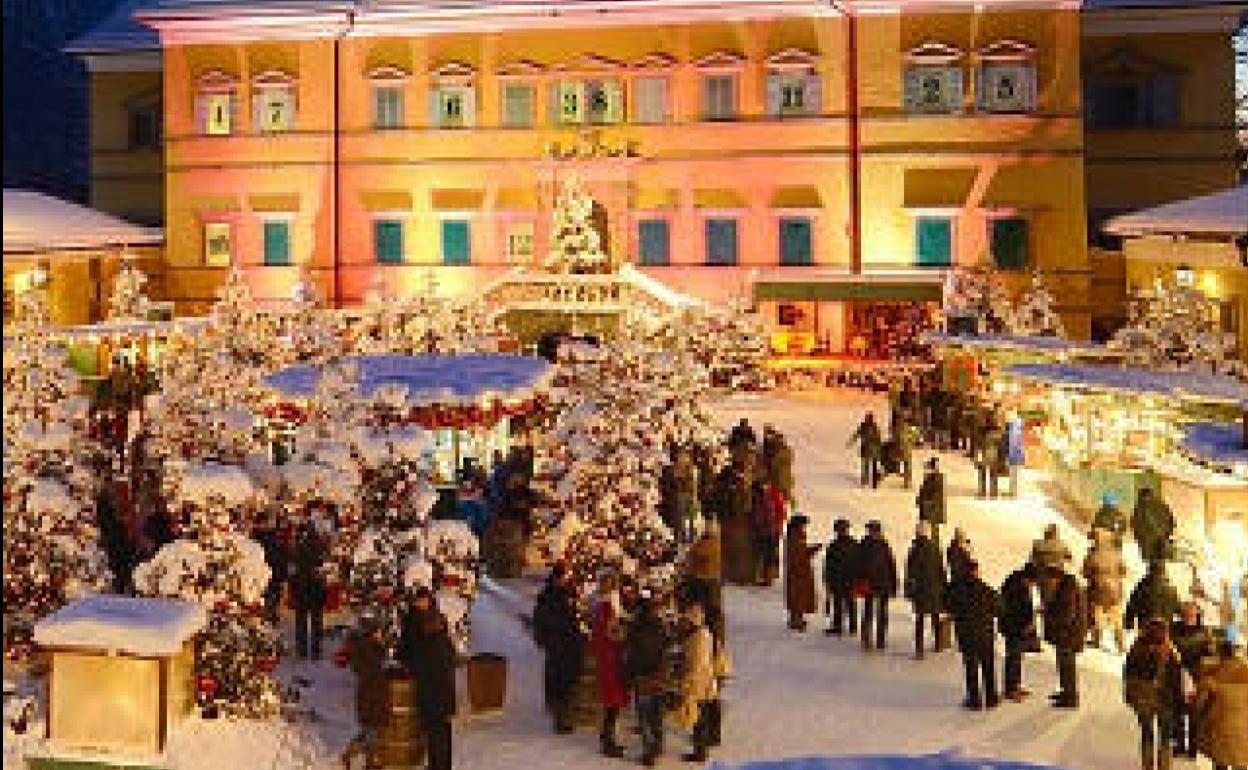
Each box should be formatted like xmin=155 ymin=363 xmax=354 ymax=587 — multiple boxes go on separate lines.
xmin=263 ymin=220 xmax=291 ymax=266
xmin=199 ymin=92 xmax=234 ymax=135
xmin=253 ymin=87 xmax=295 ymax=133
xmin=203 ymin=222 xmax=232 ymax=267
xmin=705 ymin=219 xmax=738 ymax=266
xmin=433 ymin=86 xmax=474 ymax=128
xmin=703 ymin=75 xmax=737 ymax=120
xmin=502 ymin=83 xmax=534 ymax=127
xmin=633 ymin=78 xmax=668 ymax=124
xmin=638 ymin=219 xmax=670 ymax=266
xmin=441 ymin=220 xmax=470 ymax=265
xmin=374 ymin=220 xmax=404 ymax=264
xmin=373 ymin=86 xmax=404 ymax=129
xmin=505 ymin=222 xmax=534 ymax=264
xmin=779 ymin=217 xmax=812 ymax=265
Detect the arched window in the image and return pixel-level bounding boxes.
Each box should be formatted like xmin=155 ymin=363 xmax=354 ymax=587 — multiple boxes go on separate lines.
xmin=251 ymin=70 xmax=297 ymax=133
xmin=368 ymin=65 xmax=409 ymax=130
xmin=976 ymin=40 xmax=1037 ymax=114
xmin=430 ymin=61 xmax=477 ymax=129
xmin=765 ymin=48 xmax=821 ymax=118
xmin=195 ymin=70 xmax=239 ymax=136
xmin=903 ymin=42 xmax=964 ymax=115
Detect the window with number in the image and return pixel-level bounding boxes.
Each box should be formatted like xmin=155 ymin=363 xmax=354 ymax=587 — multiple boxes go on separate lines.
xmin=633 ymin=78 xmax=668 ymax=124
xmin=199 ymin=92 xmax=234 ymax=135
xmin=441 ymin=220 xmax=471 ymax=265
xmin=905 ymin=66 xmax=963 ymax=114
xmin=990 ymin=217 xmax=1028 ymax=271
xmin=767 ymin=74 xmax=821 ymax=117
xmin=551 ymin=80 xmax=622 ymax=125
xmin=979 ymin=62 xmax=1035 ymax=113
xmin=703 ymin=75 xmax=737 ymax=120
xmin=374 ymin=220 xmax=404 ymax=264
xmin=433 ymin=86 xmax=474 ymax=128
xmin=262 ymin=221 xmax=291 ymax=266
xmin=705 ymin=219 xmax=739 ymax=266
xmin=203 ymin=222 xmax=232 ymax=267
xmin=779 ymin=217 xmax=812 ymax=265
xmin=915 ymin=217 xmax=953 ymax=267
xmin=638 ymin=220 xmax=670 ymax=266
xmin=502 ymin=84 xmax=534 ymax=127
xmin=254 ymin=87 xmax=295 ymax=133
xmin=373 ymin=86 xmax=403 ymax=129
xmin=505 ymin=222 xmax=534 ymax=264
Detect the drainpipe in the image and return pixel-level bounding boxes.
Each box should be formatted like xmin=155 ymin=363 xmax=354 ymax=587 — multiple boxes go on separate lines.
xmin=843 ymin=3 xmax=862 ymax=274
xmin=332 ymin=12 xmax=354 ymax=308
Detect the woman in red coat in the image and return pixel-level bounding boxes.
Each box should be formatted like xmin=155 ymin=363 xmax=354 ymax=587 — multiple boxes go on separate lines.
xmin=591 ymin=572 xmax=628 ymax=758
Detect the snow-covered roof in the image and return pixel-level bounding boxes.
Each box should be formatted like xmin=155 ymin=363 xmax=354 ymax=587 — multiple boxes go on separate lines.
xmin=922 ymin=333 xmax=1108 ymax=355
xmin=1005 ymin=363 xmax=1248 ymax=405
xmin=34 ymin=596 xmax=207 ymax=656
xmin=64 ymin=0 xmax=160 ymax=54
xmin=1182 ymin=421 xmax=1248 ymax=469
xmin=1105 ymin=185 xmax=1248 ymax=239
xmin=266 ymin=354 xmax=554 ymax=405
xmin=3 ymin=190 xmax=163 ymax=254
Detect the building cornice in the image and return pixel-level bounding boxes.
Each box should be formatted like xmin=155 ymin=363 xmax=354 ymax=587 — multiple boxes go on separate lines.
xmin=81 ymin=51 xmax=163 ymax=73
xmin=1082 ymin=4 xmax=1248 ymax=34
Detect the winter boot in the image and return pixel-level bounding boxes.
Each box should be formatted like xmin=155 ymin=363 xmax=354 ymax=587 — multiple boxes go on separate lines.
xmin=682 ymin=748 xmax=708 ymax=763
xmin=1139 ymin=741 xmax=1155 ymax=770
xmin=601 ymin=739 xmax=625 ymax=759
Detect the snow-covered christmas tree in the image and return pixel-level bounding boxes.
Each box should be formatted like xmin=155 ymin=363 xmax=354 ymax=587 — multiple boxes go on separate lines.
xmin=940 ymin=265 xmax=1012 ymax=335
xmin=543 ymin=175 xmax=612 ymax=275
xmin=106 ymin=254 xmax=151 ymax=322
xmin=1008 ymin=272 xmax=1066 ymax=337
xmin=1110 ymin=277 xmax=1245 ymax=379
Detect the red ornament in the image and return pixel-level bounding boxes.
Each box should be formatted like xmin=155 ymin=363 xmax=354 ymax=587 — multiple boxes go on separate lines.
xmin=197 ymin=674 xmax=219 ymax=698
xmin=257 ymin=656 xmax=278 ymax=674
xmin=333 ymin=643 xmax=351 ymax=668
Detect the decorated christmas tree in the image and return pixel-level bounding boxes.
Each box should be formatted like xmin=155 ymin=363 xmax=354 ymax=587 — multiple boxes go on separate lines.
xmin=133 ymin=489 xmax=282 ymax=718
xmin=1110 ymin=277 xmax=1244 ymax=378
xmin=1008 ymin=272 xmax=1066 ymax=337
xmin=543 ymin=175 xmax=611 ymax=275
xmin=940 ymin=265 xmax=1012 ymax=335
xmin=105 ymin=254 xmax=151 ymax=322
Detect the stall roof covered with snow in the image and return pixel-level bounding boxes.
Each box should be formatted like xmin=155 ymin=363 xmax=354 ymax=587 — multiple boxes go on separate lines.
xmin=1005 ymin=363 xmax=1248 ymax=405
xmin=2 ymin=189 xmax=163 ymax=255
xmin=1105 ymin=184 xmax=1248 ymax=239
xmin=34 ymin=595 xmax=206 ymax=657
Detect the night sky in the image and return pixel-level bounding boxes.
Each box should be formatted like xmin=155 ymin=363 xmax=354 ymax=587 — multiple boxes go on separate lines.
xmin=2 ymin=0 xmax=125 ymax=202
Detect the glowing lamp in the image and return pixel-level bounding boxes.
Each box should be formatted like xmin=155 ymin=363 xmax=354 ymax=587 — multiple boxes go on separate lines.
xmin=33 ymin=596 xmax=207 ymax=757
xmin=1175 ymin=264 xmax=1195 ymax=288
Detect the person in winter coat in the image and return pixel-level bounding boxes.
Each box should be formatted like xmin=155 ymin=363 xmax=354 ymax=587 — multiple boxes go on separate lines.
xmin=1171 ymin=602 xmax=1216 ymax=758
xmin=1195 ymin=641 xmax=1248 ymax=770
xmin=947 ymin=529 xmax=975 ymax=585
xmin=1093 ymin=493 xmax=1128 ymax=549
xmin=672 ymin=447 xmax=702 ymax=545
xmin=976 ymin=418 xmax=1004 ymax=499
xmin=1133 ymin=488 xmax=1176 ymax=563
xmin=944 ymin=560 xmax=1001 ymax=710
xmin=533 ymin=564 xmax=585 ymax=734
xmin=1031 ymin=524 xmax=1073 ymax=596
xmin=784 ymin=515 xmax=822 ymax=631
xmin=894 ymin=419 xmax=921 ymax=489
xmin=1126 ymin=560 xmax=1182 ymax=633
xmin=590 ymin=572 xmax=629 ymax=758
xmin=847 ymin=412 xmax=883 ymax=488
xmin=715 ymin=461 xmax=755 ymax=586
xmin=1124 ymin=618 xmax=1184 ymax=770
xmin=916 ymin=458 xmax=947 ymax=545
xmin=1043 ymin=567 xmax=1087 ymax=709
xmin=751 ymin=482 xmax=787 ymax=587
xmin=768 ymin=431 xmax=795 ymax=500
xmin=729 ymin=419 xmax=757 ymax=455
xmin=677 ymin=600 xmax=718 ymax=764
xmin=253 ymin=515 xmax=288 ymax=622
xmin=683 ymin=522 xmax=724 ymax=641
xmin=1000 ymin=563 xmax=1041 ymax=701
xmin=823 ymin=519 xmax=859 ymax=636
xmin=347 ymin=614 xmax=389 ymax=770
xmin=905 ymin=521 xmax=947 ymax=660
xmin=399 ymin=587 xmax=457 ymax=770
xmin=1002 ymin=412 xmax=1025 ymax=498
xmin=1083 ymin=527 xmax=1128 ymax=653
xmin=289 ymin=521 xmax=329 ymax=660
xmin=625 ymin=597 xmax=670 ymax=767
xmin=857 ymin=520 xmax=898 ymax=651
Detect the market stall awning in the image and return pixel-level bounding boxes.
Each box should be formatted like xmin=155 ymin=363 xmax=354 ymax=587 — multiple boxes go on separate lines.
xmin=3 ymin=189 xmax=163 ymax=255
xmin=1004 ymin=362 xmax=1248 ymax=405
xmin=903 ymin=168 xmax=977 ymax=210
xmin=1105 ymin=185 xmax=1248 ymax=238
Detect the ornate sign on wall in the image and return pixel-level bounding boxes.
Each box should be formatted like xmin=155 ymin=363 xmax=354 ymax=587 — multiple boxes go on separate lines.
xmin=546 ymin=129 xmax=639 ymax=161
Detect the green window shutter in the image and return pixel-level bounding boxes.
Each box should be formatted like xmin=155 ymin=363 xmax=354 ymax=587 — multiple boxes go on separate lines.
xmin=915 ymin=217 xmax=952 ymax=267
xmin=991 ymin=217 xmax=1029 ymax=271
xmin=263 ymin=221 xmax=290 ymax=266
xmin=374 ymin=220 xmax=403 ymax=264
xmin=441 ymin=220 xmax=470 ymax=265
xmin=706 ymin=219 xmax=738 ymax=266
xmin=779 ymin=217 xmax=812 ymax=266
xmin=638 ymin=220 xmax=670 ymax=266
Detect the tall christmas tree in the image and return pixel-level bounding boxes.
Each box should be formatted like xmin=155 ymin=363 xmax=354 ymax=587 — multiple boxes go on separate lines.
xmin=106 ymin=254 xmax=151 ymax=322
xmin=1110 ymin=278 xmax=1244 ymax=378
xmin=543 ymin=175 xmax=612 ymax=275
xmin=1008 ymin=272 xmax=1066 ymax=337
xmin=940 ymin=265 xmax=1012 ymax=335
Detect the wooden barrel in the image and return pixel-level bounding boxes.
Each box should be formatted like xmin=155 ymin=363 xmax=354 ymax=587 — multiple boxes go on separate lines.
xmin=467 ymin=653 xmax=507 ymax=713
xmin=373 ymin=670 xmax=425 ymax=768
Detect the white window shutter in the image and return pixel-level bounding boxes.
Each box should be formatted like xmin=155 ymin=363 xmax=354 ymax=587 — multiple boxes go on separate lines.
xmin=549 ymin=82 xmax=562 ymax=125
xmin=253 ymin=92 xmax=265 ymax=132
xmin=604 ymin=80 xmax=623 ymax=124
xmin=702 ymin=77 xmax=714 ymax=117
xmin=429 ymin=89 xmax=441 ymax=128
xmin=766 ymin=74 xmax=782 ymax=116
xmin=463 ymin=86 xmax=476 ymax=127
xmin=195 ymin=94 xmax=207 ymax=134
xmin=947 ymin=69 xmax=964 ymax=113
xmin=804 ymin=73 xmax=822 ymax=115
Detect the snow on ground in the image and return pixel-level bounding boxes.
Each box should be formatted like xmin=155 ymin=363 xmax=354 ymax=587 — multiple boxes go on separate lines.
xmin=9 ymin=392 xmax=1180 ymax=770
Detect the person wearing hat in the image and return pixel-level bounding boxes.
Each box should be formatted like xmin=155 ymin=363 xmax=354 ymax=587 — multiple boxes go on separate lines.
xmin=847 ymin=412 xmax=883 ymax=489
xmin=784 ymin=515 xmax=822 ymax=631
xmin=916 ymin=457 xmax=947 ymax=546
xmin=1123 ymin=617 xmax=1183 ymax=770
xmin=345 ymin=613 xmax=389 ymax=770
xmin=1000 ymin=562 xmax=1041 ymax=701
xmin=625 ymin=595 xmax=670 ymax=766
xmin=1093 ymin=493 xmax=1128 ymax=550
xmin=1042 ymin=564 xmax=1088 ymax=709
xmin=823 ymin=519 xmax=860 ymax=636
xmin=905 ymin=521 xmax=947 ymax=660
xmin=683 ymin=520 xmax=724 ymax=642
xmin=1132 ymin=487 xmax=1176 ymax=564
xmin=1083 ymin=527 xmax=1128 ymax=654
xmin=857 ymin=520 xmax=898 ymax=651
xmin=1170 ymin=601 xmax=1215 ymax=758
xmin=399 ymin=587 xmax=457 ymax=770
xmin=676 ymin=599 xmax=718 ymax=764
xmin=944 ymin=559 xmax=1001 ymax=710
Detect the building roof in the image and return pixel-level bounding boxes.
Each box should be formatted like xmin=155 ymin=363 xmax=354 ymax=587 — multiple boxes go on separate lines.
xmin=1105 ymin=185 xmax=1248 ymax=238
xmin=3 ymin=189 xmax=163 ymax=254
xmin=1083 ymin=0 xmax=1245 ymax=8
xmin=64 ymin=0 xmax=159 ymax=54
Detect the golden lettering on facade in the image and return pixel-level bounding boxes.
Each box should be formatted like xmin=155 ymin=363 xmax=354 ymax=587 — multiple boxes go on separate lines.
xmin=546 ymin=129 xmax=640 ymax=161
